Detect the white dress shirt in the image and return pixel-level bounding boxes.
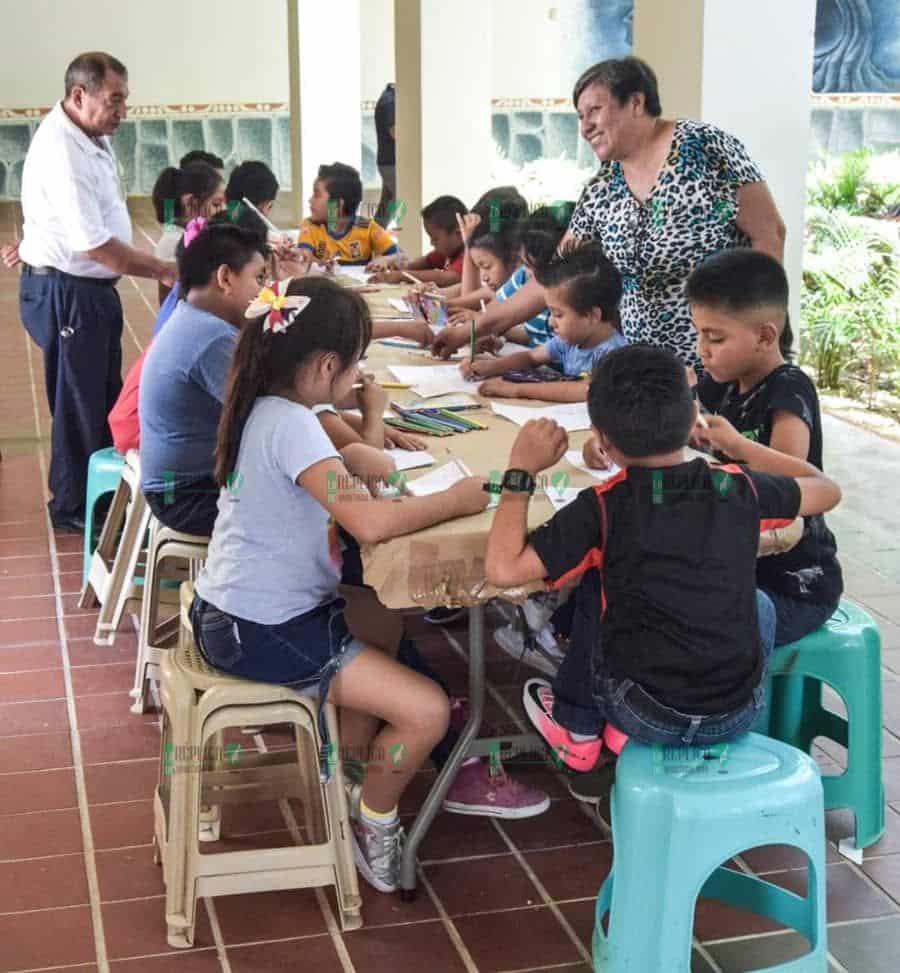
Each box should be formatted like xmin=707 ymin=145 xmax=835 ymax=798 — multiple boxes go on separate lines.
xmin=19 ymin=102 xmax=133 ymax=279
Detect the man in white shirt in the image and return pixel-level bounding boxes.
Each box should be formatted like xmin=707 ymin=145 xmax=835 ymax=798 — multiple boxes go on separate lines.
xmin=14 ymin=52 xmax=176 ymax=531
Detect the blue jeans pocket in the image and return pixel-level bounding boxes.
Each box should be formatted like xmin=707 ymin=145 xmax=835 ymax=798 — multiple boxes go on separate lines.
xmin=196 ymin=605 xmax=243 ymax=669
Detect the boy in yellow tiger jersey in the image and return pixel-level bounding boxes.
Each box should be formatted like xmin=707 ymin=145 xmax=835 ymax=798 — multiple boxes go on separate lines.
xmin=298 ymin=162 xmax=399 ymax=266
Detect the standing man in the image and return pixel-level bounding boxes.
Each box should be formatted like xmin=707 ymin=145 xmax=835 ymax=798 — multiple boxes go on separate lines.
xmin=374 ymin=82 xmax=396 ymax=226
xmin=16 ymin=52 xmax=176 ymax=531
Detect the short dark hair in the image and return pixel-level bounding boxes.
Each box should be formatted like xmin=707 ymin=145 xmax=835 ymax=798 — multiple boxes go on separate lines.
xmin=180 ymin=150 xmax=224 ymax=170
xmin=421 ymin=195 xmax=468 ymax=232
xmin=471 ymin=186 xmax=529 ymax=227
xmin=64 ymin=52 xmax=128 ymax=98
xmin=226 ymin=161 xmax=279 ymax=208
xmin=151 ymin=161 xmax=223 ymax=224
xmin=685 ymin=249 xmax=793 ymax=357
xmin=588 ymin=345 xmax=694 ymax=457
xmin=533 ymin=240 xmax=622 ymax=324
xmin=518 ymin=204 xmax=573 ymax=270
xmin=573 ymin=56 xmax=662 ymax=117
xmin=177 ymin=223 xmax=267 ymax=294
xmin=317 ymin=162 xmax=363 ymax=220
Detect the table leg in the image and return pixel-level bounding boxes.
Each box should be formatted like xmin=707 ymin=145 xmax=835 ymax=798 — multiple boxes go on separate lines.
xmin=399 ymin=603 xmax=486 ymax=899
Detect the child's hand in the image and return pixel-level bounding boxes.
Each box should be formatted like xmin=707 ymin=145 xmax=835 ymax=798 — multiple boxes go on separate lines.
xmin=456 ymin=211 xmax=481 ymax=244
xmin=1 ymin=242 xmax=21 ymax=269
xmin=404 ymin=321 xmax=435 ymax=347
xmin=356 ymin=375 xmax=388 ymax=416
xmin=685 ymin=366 xmax=698 ymax=389
xmin=431 ymin=325 xmax=469 ymax=360
xmin=366 ymin=257 xmax=393 ymax=273
xmin=460 ymin=357 xmax=499 ymax=380
xmin=446 ymin=475 xmax=491 ymax=516
xmin=446 ymin=308 xmax=476 ymax=327
xmin=478 ymin=378 xmax=518 ymax=398
xmin=582 ymin=436 xmax=612 ymax=470
xmin=368 ymin=270 xmax=405 ymax=284
xmin=272 ymin=245 xmax=312 ymax=279
xmin=341 ymin=443 xmax=397 ymax=497
xmin=476 ymin=334 xmax=504 ymax=355
xmin=694 ymin=414 xmax=743 ymax=458
xmin=384 ymin=430 xmax=427 ymax=451
xmin=509 ymin=419 xmax=569 ymax=474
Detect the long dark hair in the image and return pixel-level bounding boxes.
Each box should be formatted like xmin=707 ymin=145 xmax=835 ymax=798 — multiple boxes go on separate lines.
xmin=214 ymin=277 xmax=372 ymax=486
xmin=152 ymin=161 xmax=222 ymax=225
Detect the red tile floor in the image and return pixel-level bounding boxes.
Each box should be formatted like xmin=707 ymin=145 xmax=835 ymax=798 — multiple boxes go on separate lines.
xmin=2 ymin=200 xmax=900 ymax=972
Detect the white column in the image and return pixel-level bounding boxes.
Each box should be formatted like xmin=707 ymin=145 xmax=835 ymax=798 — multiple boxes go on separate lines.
xmin=394 ymin=0 xmax=494 ymax=255
xmin=634 ymin=0 xmax=816 ymax=332
xmin=291 ymin=0 xmax=362 ymax=218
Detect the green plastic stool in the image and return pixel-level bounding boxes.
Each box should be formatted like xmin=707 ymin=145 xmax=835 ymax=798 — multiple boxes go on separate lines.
xmin=592 ymin=734 xmax=826 ymax=972
xmin=767 ymin=599 xmax=884 ymax=862
xmin=82 ymin=448 xmax=125 ymax=585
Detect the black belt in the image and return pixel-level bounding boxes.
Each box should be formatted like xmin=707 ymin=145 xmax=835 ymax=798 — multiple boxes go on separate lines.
xmin=23 ymin=264 xmax=120 ymax=286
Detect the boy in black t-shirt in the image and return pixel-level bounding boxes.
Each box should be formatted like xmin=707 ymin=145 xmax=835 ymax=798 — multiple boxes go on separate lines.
xmin=687 ymin=249 xmax=843 ymax=645
xmin=485 ymin=345 xmax=841 ymax=785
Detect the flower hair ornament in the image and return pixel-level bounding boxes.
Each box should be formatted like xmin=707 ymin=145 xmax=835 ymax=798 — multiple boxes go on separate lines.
xmin=245 ymin=277 xmax=311 ymax=334
xmin=183 ymin=216 xmax=208 ymax=248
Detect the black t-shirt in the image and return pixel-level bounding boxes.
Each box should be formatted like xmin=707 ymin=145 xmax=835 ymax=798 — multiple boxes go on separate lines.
xmin=375 ymin=84 xmax=396 ymax=166
xmin=529 ymin=460 xmax=800 ymax=715
xmin=698 ymin=364 xmax=842 ymax=609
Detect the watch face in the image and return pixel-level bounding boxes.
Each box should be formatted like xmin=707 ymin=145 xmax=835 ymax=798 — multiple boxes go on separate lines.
xmin=502 ymin=469 xmax=535 ymax=493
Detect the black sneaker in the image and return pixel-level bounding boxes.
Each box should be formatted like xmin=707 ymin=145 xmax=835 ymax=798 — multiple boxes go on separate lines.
xmin=566 ymin=760 xmax=617 ymax=804
xmin=423 ymin=606 xmax=465 ymax=625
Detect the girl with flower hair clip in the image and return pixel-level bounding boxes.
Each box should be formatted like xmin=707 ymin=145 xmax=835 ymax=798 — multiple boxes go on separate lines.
xmin=191 ymin=275 xmax=490 ymax=894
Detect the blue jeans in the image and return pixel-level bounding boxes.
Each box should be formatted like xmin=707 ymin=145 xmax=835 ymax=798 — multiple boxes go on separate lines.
xmin=553 ymin=589 xmax=777 ymax=746
xmin=762 ymin=588 xmax=838 ymax=647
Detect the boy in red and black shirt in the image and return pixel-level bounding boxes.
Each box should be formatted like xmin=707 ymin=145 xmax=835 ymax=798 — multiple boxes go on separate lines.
xmin=485 ymin=345 xmax=841 ymax=787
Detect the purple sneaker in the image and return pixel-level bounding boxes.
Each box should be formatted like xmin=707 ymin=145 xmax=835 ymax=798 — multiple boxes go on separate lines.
xmin=443 ymin=758 xmax=550 ymax=819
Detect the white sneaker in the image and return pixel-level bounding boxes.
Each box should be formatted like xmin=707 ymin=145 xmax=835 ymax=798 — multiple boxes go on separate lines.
xmin=494 ymin=624 xmax=561 ymax=677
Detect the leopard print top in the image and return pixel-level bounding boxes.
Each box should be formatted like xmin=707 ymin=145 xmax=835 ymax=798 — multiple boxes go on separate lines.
xmin=569 ymin=119 xmax=765 ymax=369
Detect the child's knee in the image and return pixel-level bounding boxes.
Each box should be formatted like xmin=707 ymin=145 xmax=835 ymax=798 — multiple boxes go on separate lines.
xmin=406 ymin=680 xmax=451 ymax=744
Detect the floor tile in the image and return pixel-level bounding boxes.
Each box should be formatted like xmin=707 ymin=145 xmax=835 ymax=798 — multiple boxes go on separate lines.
xmin=0 ymin=593 xmax=57 ymax=621
xmin=0 ymin=766 xmax=77 ymax=814
xmin=84 ymin=758 xmax=157 ymax=805
xmin=68 ymin=634 xmax=138 ymax=667
xmin=102 ymin=896 xmax=215 ymax=958
xmin=0 ymin=852 xmax=89 ymax=912
xmin=498 ymin=798 xmax=605 ymax=851
xmin=228 ymin=935 xmax=343 ymax=973
xmin=0 ymin=572 xmax=55 ymax=597
xmin=706 ymin=931 xmax=818 ymax=971
xmin=344 ymin=918 xmax=468 ymax=973
xmin=454 ymin=905 xmax=583 ymax=971
xmin=95 ymin=845 xmax=165 ymax=902
xmin=0 ymin=665 xmax=65 ymax=702
xmin=0 ymin=615 xmax=60 ymax=646
xmin=862 ymin=854 xmax=900 ymax=904
xmin=212 ymin=888 xmax=327 ymax=944
xmin=0 ymin=640 xmax=60 ymax=672
xmin=0 ymin=537 xmax=49 ymax=558
xmin=0 ymin=806 xmax=83 ymax=859
xmin=741 ymin=841 xmax=841 ymax=873
xmin=883 ymin=758 xmax=900 ymax=801
xmin=75 ymin=691 xmax=157 ymax=732
xmin=0 ymin=554 xmax=53 ymax=577
xmin=827 ymin=915 xmax=900 ymax=972
xmin=80 ymin=721 xmax=161 ymax=764
xmin=0 ymin=904 xmax=96 ymax=971
xmin=0 ymin=695 xmax=68 ymax=735
xmin=0 ymin=728 xmax=72 ymax=772
xmin=110 ymin=951 xmax=222 ymax=971
xmin=524 ymin=842 xmax=612 ymax=902
xmin=557 ymin=899 xmax=596 ymax=952
xmin=89 ymin=800 xmax=157 ymax=851
xmin=423 ymin=853 xmax=538 ymax=916
xmin=416 ymin=809 xmax=510 ymax=861
xmin=71 ymin=662 xmax=137 ymax=696
xmin=327 ymin=874 xmax=439 ymax=927
xmin=66 ymin=613 xmax=113 ymax=640
xmin=776 ymin=862 xmax=898 ymax=923
xmin=59 ymin=570 xmax=88 ymax=594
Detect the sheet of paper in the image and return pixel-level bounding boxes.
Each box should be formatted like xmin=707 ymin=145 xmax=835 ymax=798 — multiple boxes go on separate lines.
xmin=564 ymin=450 xmax=621 ymax=481
xmin=546 ymin=486 xmax=582 ymax=512
xmin=388 ymin=297 xmax=412 ymax=314
xmin=490 ymin=401 xmax=592 ymax=433
xmin=388 ymin=364 xmax=476 ymax=398
xmin=340 ymin=408 xmax=395 ymax=419
xmin=406 ymin=393 xmax=478 ymax=408
xmin=405 ymin=461 xmax=467 ymax=497
xmin=385 ymin=448 xmax=435 ymax=472
xmin=336 ymin=264 xmax=370 ymax=283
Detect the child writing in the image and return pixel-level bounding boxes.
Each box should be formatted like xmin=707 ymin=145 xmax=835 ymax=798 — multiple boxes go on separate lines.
xmin=151 ymin=161 xmax=226 ymax=302
xmin=462 ymin=241 xmax=627 ymax=402
xmin=687 ymin=249 xmax=843 ymax=645
xmin=191 ymin=276 xmax=489 ymax=893
xmin=368 ymin=195 xmax=467 ymax=286
xmin=298 ymin=162 xmax=399 ymax=267
xmin=484 ymin=345 xmax=841 ymax=798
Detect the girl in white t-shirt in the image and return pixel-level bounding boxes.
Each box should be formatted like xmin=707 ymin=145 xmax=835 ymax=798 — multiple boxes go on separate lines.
xmin=192 ymin=276 xmax=488 ymax=894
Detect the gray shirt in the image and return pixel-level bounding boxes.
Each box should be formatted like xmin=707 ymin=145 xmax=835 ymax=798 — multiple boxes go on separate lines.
xmin=195 ymin=396 xmax=342 ymax=624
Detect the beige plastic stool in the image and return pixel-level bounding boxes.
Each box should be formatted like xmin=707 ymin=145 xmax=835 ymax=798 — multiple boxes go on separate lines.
xmin=130 ymin=520 xmax=208 ymax=714
xmin=153 ymin=583 xmax=362 ymax=947
xmin=79 ymin=451 xmax=154 ymax=646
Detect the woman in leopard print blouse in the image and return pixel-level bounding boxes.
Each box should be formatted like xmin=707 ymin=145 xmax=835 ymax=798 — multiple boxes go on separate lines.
xmin=433 ymin=57 xmax=786 ymax=368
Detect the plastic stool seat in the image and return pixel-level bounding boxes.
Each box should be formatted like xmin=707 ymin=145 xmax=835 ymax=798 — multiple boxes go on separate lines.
xmin=82 ymin=448 xmax=126 ymax=584
xmin=593 ymin=733 xmax=826 ymax=972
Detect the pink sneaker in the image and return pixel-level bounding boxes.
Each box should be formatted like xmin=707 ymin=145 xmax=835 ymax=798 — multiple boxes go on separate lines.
xmin=443 ymin=759 xmax=550 ymax=818
xmin=522 ymin=678 xmax=603 ymax=772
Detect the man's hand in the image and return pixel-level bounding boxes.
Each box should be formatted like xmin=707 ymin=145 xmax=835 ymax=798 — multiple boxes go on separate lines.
xmin=158 ymin=261 xmax=177 ymax=288
xmin=509 ymin=419 xmax=569 ymax=475
xmin=1 ymin=242 xmax=21 ymax=269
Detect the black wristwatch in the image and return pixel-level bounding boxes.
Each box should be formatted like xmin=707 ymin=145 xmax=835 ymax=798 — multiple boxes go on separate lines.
xmin=483 ymin=469 xmax=536 ymax=495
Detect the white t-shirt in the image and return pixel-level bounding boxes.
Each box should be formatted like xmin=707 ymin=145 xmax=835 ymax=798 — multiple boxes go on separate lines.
xmin=195 ymin=396 xmax=343 ymax=625
xmin=19 ymin=102 xmax=132 ymax=279
xmin=154 ymin=226 xmax=184 ymax=261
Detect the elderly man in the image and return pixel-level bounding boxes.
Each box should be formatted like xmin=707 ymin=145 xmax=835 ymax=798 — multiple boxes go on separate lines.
xmin=12 ymin=52 xmax=176 ymax=530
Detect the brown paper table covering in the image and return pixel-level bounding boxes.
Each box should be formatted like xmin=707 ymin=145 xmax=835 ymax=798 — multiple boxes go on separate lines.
xmin=356 ymin=339 xmax=802 ymax=610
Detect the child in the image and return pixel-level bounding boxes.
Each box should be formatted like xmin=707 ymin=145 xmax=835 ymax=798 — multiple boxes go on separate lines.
xmin=463 ymin=241 xmax=627 ymax=402
xmin=483 ymin=345 xmax=841 ymax=798
xmin=368 ymin=195 xmax=467 ymax=286
xmin=226 ymin=160 xmax=280 ymax=219
xmin=191 ymin=276 xmax=490 ymax=892
xmin=298 ymin=162 xmax=399 ymax=266
xmin=180 ymin=150 xmax=225 ymax=178
xmin=687 ymin=249 xmax=843 ymax=645
xmin=151 ymin=161 xmax=226 ymax=301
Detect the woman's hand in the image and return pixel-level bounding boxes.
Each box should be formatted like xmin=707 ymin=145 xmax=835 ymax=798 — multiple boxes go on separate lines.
xmin=478 ymin=378 xmax=519 ymax=398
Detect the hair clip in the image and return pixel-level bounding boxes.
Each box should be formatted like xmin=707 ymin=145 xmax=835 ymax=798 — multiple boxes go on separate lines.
xmin=245 ymin=278 xmax=310 ymax=333
xmin=183 ymin=216 xmax=208 ymax=248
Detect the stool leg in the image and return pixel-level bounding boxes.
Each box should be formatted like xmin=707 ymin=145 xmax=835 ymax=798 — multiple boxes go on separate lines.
xmin=132 ymin=524 xmax=163 ymax=714
xmin=94 ymin=499 xmax=151 ymax=645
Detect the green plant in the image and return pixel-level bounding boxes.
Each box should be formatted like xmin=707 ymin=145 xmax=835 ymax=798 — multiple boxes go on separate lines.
xmin=807 ymin=149 xmax=900 ymax=217
xmin=802 ymin=208 xmax=900 ymax=406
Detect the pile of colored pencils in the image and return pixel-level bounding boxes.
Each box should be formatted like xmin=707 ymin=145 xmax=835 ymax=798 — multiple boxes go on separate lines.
xmin=384 ymin=402 xmax=487 ymax=437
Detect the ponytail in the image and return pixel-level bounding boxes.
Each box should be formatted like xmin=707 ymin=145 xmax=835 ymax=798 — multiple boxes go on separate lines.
xmin=152 ymin=161 xmax=223 ymax=226
xmin=152 ymin=167 xmax=181 ymax=224
xmin=214 ymin=277 xmax=372 ymax=486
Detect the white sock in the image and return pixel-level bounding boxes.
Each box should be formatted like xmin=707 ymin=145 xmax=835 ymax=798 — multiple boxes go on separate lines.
xmin=361 ymin=800 xmax=399 ymax=827
xmin=569 ymin=731 xmax=600 ymax=743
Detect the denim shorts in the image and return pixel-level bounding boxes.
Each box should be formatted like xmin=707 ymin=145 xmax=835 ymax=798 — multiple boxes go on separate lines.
xmin=189 ymin=594 xmax=365 ymax=779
